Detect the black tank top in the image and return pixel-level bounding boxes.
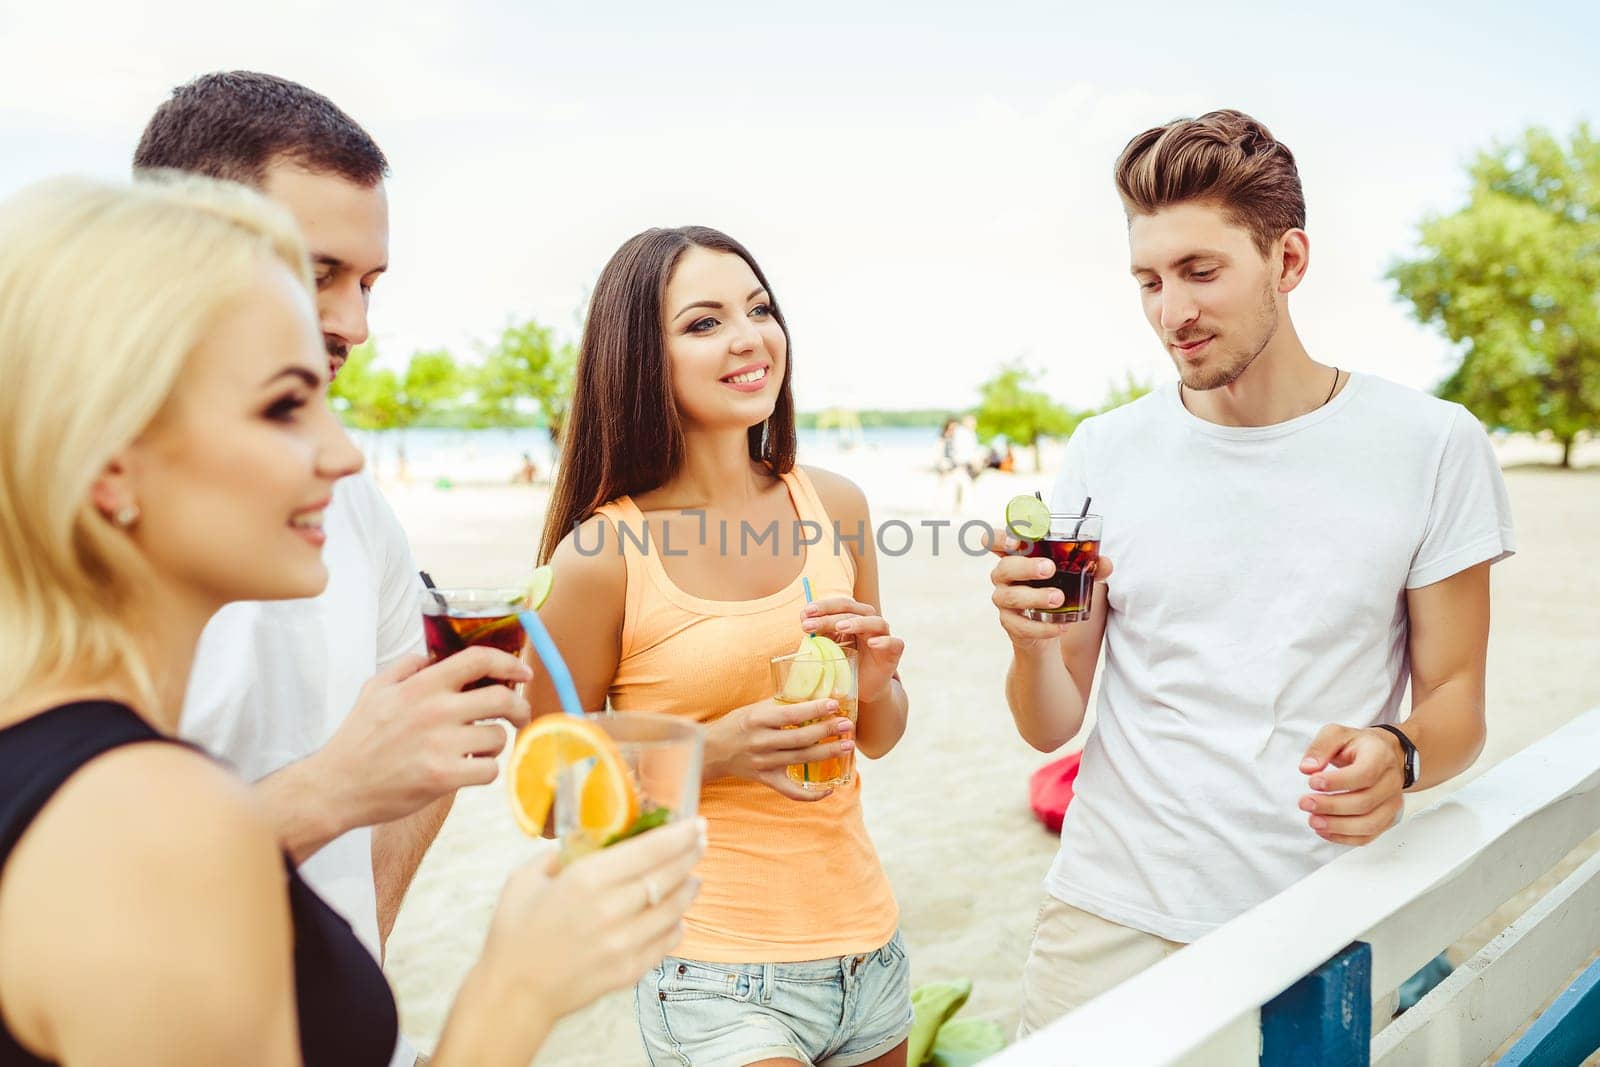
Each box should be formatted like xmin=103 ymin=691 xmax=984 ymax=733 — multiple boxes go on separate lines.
xmin=0 ymin=702 xmax=399 ymax=1066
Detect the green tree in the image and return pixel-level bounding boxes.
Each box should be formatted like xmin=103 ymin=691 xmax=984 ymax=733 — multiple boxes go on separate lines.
xmin=475 ymin=319 xmax=578 ymax=441
xmin=1094 ymin=372 xmax=1153 ymax=415
xmin=1389 ymin=123 xmax=1600 ymax=468
xmin=974 ymin=361 xmax=1075 ymax=469
xmin=396 ymin=348 xmax=464 ymax=428
xmin=329 ymin=341 xmax=402 ymax=431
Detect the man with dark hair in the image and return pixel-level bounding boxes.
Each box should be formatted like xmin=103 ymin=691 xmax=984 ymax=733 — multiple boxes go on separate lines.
xmin=135 ymin=70 xmax=390 ymax=187
xmin=137 ymin=72 xmax=390 ymax=379
xmin=989 ymin=109 xmax=1515 ymax=1033
xmin=137 ymin=73 xmax=534 ymax=1067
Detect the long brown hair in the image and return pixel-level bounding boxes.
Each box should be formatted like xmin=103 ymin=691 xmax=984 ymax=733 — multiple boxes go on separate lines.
xmin=538 ymin=226 xmax=797 ymax=564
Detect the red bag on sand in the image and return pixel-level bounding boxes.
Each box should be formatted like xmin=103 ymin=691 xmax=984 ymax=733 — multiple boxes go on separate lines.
xmin=1029 ymin=751 xmax=1082 ymax=834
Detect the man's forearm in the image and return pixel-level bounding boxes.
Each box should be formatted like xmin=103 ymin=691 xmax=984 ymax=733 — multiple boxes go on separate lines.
xmin=374 ymin=792 xmax=455 ymax=955
xmin=1398 ymin=563 xmax=1491 ymax=793
xmin=1395 ymin=675 xmax=1487 ymax=791
xmin=1006 ymin=643 xmax=1089 ymax=753
xmin=255 ymin=755 xmax=352 ymax=865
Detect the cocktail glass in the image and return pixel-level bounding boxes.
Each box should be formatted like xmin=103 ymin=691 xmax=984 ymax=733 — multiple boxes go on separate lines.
xmin=1020 ymin=514 xmax=1103 ymax=623
xmin=555 ymin=712 xmax=704 ymax=863
xmin=421 ymin=586 xmax=528 ymax=688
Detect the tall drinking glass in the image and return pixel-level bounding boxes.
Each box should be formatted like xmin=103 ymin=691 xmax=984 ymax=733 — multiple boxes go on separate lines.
xmin=770 ymin=644 xmax=858 ymax=790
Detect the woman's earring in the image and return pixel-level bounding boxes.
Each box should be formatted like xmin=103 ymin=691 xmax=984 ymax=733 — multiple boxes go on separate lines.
xmin=113 ymin=504 xmax=140 ymax=527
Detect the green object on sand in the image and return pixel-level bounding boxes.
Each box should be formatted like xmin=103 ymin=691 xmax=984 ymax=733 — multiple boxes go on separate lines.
xmin=908 ymin=979 xmax=972 ymax=1065
xmin=930 ymin=1018 xmax=1007 ymax=1067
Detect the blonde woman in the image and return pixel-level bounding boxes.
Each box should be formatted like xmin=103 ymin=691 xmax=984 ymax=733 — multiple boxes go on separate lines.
xmin=0 ymin=177 xmax=701 ymax=1067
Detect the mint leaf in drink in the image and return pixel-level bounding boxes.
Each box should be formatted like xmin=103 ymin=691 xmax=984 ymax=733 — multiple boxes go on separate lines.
xmin=603 ymin=805 xmax=673 ymax=847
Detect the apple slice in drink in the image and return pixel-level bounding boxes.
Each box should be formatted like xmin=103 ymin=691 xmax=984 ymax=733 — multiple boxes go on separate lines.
xmin=807 ymin=636 xmax=837 ymax=701
xmin=779 ymin=635 xmax=828 ymax=701
xmin=808 ymin=634 xmax=849 ymax=698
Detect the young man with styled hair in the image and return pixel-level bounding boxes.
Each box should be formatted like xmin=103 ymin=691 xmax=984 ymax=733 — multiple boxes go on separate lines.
xmin=989 ymin=109 xmax=1515 ymax=1033
xmin=135 ymin=72 xmax=535 ymax=1067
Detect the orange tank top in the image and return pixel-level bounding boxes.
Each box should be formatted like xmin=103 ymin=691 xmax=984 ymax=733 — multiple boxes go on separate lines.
xmin=593 ymin=467 xmax=899 ymax=963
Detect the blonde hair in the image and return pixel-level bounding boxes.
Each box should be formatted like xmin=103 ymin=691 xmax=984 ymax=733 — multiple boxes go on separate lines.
xmin=1114 ymin=109 xmax=1306 ymax=256
xmin=0 ymin=174 xmax=311 ymax=708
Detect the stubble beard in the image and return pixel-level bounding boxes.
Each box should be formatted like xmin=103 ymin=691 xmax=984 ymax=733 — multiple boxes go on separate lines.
xmin=1176 ymin=284 xmax=1280 ymax=392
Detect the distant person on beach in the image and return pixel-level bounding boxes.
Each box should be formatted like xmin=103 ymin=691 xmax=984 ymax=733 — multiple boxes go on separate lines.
xmin=988 ymin=109 xmax=1515 ymax=1033
xmin=985 ymin=434 xmax=1015 ymax=473
xmin=514 ymin=450 xmax=539 ymax=484
xmin=954 ymin=414 xmax=982 ymax=477
xmin=948 ymin=414 xmax=982 ymax=510
xmin=534 ymin=226 xmax=914 ymax=1067
xmin=0 ymin=176 xmax=702 ymax=1067
xmin=132 ymin=72 xmax=618 ymax=1065
xmin=935 ymin=418 xmax=963 ymax=511
xmin=936 ymin=418 xmax=959 ymax=476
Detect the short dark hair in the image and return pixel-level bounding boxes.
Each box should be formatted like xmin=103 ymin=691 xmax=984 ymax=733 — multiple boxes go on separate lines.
xmin=133 ymin=71 xmax=388 ymax=188
xmin=1114 ymin=109 xmax=1305 ymax=256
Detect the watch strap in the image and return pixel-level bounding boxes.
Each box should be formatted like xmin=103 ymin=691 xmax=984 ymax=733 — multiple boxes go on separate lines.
xmin=1372 ymin=723 xmax=1418 ymax=788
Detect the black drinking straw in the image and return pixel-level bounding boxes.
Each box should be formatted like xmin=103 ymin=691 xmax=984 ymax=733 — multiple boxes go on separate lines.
xmin=419 ymin=570 xmax=449 ymax=612
xmin=1065 ymin=497 xmax=1092 ymax=569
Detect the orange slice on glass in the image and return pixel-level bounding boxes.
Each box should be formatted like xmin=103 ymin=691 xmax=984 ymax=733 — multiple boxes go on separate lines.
xmin=506 ymin=716 xmax=639 ymax=842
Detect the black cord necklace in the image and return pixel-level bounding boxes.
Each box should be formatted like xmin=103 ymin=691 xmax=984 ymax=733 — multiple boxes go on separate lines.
xmin=1181 ymin=366 xmax=1342 ymax=411
xmin=1321 ymin=366 xmax=1341 ymax=407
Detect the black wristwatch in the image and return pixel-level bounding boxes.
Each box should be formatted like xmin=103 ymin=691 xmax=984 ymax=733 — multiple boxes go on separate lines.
xmin=1372 ymin=723 xmax=1420 ymax=789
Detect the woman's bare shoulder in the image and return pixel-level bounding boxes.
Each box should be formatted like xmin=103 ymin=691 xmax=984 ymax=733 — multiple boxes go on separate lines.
xmin=0 ymin=742 xmax=292 ymax=1060
xmin=799 ymin=465 xmax=870 ymax=522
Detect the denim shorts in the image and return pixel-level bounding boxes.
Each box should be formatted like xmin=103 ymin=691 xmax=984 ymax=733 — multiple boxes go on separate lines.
xmin=635 ymin=931 xmax=913 ymax=1067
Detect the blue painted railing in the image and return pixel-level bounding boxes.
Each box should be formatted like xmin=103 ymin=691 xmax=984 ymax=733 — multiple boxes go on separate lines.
xmin=1266 ymin=947 xmax=1600 ymax=1066
xmin=981 ymin=708 xmax=1600 ymax=1067
xmin=1260 ymin=942 xmax=1372 ymax=1066
xmin=1499 ymin=954 xmax=1600 ymax=1067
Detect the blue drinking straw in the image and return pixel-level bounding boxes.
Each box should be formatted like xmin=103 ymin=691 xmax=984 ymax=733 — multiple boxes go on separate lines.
xmin=518 ymin=610 xmax=584 ymax=718
xmin=802 ymin=576 xmax=814 ymax=606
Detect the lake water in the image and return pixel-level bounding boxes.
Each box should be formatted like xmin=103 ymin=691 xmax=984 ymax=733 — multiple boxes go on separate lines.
xmin=351 ymin=425 xmax=950 ymax=484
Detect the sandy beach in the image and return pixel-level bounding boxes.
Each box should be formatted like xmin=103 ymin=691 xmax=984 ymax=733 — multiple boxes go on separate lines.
xmin=382 ymin=442 xmax=1600 ymax=1066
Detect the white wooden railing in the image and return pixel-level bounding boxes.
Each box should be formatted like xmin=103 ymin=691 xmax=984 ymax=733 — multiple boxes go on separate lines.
xmin=986 ymin=707 xmax=1600 ymax=1066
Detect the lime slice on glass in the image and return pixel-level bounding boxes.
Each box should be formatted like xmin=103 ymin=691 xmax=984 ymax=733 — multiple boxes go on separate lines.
xmin=1005 ymin=494 xmax=1051 ymax=541
xmin=518 ymin=565 xmax=555 ymax=610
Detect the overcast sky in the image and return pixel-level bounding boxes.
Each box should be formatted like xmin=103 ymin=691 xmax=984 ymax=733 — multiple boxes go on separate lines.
xmin=2 ymin=0 xmax=1594 ymax=411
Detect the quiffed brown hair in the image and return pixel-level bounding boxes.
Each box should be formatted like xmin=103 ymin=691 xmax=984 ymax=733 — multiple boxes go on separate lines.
xmin=537 ymin=226 xmax=798 ymax=565
xmin=1114 ymin=109 xmax=1305 ymax=255
xmin=133 ymin=71 xmax=388 ymax=188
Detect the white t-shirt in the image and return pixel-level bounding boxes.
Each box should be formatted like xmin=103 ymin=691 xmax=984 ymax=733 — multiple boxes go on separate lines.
xmin=181 ymin=469 xmax=424 ymax=1065
xmin=1045 ymin=373 xmax=1515 ymax=943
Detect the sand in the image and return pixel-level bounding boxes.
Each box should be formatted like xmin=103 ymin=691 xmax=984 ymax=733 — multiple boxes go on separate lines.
xmin=381 ymin=449 xmax=1600 ymax=1066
